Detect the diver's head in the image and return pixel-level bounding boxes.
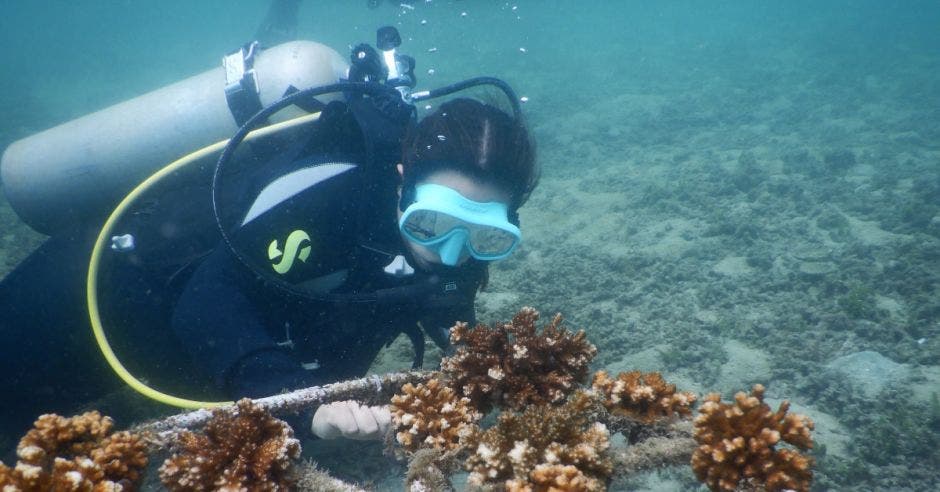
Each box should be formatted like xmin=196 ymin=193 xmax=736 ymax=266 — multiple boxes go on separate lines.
xmin=397 ymin=98 xmax=539 ymax=268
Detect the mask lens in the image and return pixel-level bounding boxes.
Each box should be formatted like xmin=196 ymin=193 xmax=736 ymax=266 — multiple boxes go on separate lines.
xmin=402 ymin=209 xmax=460 ymax=242
xmin=468 ymin=225 xmax=517 ymax=256
xmin=402 ymin=209 xmax=516 ymax=257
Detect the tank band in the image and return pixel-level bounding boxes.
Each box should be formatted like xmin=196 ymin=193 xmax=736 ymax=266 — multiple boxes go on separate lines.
xmin=223 ymin=41 xmax=265 ymax=127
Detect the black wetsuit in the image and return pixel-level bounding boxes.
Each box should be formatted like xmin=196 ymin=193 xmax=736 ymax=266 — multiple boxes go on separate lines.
xmin=0 ymin=99 xmax=484 ymax=441
xmin=173 ymin=159 xmax=485 ymax=400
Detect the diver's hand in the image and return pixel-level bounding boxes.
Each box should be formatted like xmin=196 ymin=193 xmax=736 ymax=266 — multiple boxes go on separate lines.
xmin=311 ymin=401 xmax=391 ymax=440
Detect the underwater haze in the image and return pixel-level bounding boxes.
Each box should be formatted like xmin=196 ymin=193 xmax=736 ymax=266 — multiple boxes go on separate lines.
xmin=2 ymin=1 xmax=940 ymax=490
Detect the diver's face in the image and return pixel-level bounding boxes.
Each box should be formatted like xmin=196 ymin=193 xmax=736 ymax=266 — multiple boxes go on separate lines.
xmin=398 ymin=168 xmax=511 ymax=269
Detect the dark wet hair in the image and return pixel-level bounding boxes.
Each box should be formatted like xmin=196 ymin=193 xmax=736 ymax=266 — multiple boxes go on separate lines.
xmin=400 ymin=98 xmax=539 ymax=215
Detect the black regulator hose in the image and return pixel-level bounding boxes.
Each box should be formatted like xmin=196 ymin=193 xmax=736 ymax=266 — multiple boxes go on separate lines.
xmin=411 ymin=76 xmax=524 ymax=121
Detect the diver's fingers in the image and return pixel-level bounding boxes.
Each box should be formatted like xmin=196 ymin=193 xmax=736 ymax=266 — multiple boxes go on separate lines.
xmin=372 ymin=404 xmax=392 ymax=431
xmin=311 ymin=401 xmax=356 ymax=439
xmin=349 ymin=402 xmax=380 ymax=439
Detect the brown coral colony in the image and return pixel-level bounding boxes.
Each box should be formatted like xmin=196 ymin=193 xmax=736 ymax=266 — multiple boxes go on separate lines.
xmin=592 ymin=370 xmax=697 ymax=424
xmin=390 ymin=378 xmax=482 ymax=452
xmin=441 ymin=306 xmax=597 ymax=413
xmin=0 ymin=307 xmax=815 ymax=492
xmin=159 ymin=398 xmax=301 ymax=491
xmin=423 ymin=308 xmax=815 ymax=491
xmin=692 ymin=384 xmax=815 ymax=492
xmin=463 ymin=391 xmax=613 ymax=492
xmin=0 ymin=411 xmax=148 ymax=491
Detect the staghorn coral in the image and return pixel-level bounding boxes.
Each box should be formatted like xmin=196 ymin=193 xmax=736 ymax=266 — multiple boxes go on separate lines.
xmin=0 ymin=411 xmax=148 ymax=491
xmin=442 ymin=307 xmax=597 ymax=413
xmin=390 ymin=378 xmax=482 ymax=453
xmin=591 ymin=370 xmax=697 ymax=425
xmin=692 ymin=384 xmax=815 ymax=492
xmin=463 ymin=391 xmax=612 ymax=492
xmin=159 ymin=398 xmax=301 ymax=491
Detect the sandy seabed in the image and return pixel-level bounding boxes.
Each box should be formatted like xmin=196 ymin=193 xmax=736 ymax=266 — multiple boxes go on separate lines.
xmin=313 ymin=44 xmax=940 ymax=488
xmin=470 ymin=48 xmax=940 ymax=490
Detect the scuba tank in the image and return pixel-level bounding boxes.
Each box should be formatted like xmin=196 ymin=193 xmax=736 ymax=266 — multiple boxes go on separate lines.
xmin=78 ymin=25 xmax=525 ymax=409
xmin=1 ymin=40 xmax=349 ymax=235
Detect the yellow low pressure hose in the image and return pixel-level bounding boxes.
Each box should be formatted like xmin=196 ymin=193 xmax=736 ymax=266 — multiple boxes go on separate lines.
xmin=87 ymin=112 xmax=320 ymax=409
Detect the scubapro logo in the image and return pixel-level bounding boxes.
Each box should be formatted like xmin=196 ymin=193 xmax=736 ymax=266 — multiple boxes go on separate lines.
xmin=267 ymin=230 xmax=311 ymax=274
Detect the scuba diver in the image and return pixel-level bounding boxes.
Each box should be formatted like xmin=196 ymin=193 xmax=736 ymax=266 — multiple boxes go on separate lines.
xmin=0 ymin=25 xmax=537 ymax=443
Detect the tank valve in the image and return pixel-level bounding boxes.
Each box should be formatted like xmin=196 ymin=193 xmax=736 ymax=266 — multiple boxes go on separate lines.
xmin=376 ymin=26 xmax=416 ymax=97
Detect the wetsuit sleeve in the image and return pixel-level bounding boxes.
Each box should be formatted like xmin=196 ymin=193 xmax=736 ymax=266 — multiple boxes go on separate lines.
xmin=418 ymin=290 xmax=477 ymax=354
xmin=417 ymin=261 xmax=487 ymax=354
xmin=171 ymin=246 xmax=315 ymax=399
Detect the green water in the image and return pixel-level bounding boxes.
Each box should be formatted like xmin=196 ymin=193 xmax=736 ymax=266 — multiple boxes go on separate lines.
xmin=2 ymin=1 xmax=939 ymax=490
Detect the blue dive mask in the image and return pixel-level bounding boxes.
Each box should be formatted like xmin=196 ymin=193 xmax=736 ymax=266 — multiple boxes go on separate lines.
xmin=399 ymin=183 xmax=521 ymax=266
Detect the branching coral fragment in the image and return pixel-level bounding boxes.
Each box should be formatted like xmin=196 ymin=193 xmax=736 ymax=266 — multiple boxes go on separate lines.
xmin=159 ymin=398 xmax=301 ymax=491
xmin=390 ymin=378 xmax=482 ymax=453
xmin=0 ymin=411 xmax=148 ymax=491
xmin=691 ymin=384 xmax=814 ymax=492
xmin=592 ymin=370 xmax=697 ymax=424
xmin=463 ymin=391 xmax=612 ymax=491
xmin=442 ymin=307 xmax=597 ymax=412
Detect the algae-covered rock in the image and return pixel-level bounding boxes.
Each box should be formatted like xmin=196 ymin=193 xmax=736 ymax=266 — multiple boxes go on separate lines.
xmin=825 ymin=350 xmax=910 ymax=399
